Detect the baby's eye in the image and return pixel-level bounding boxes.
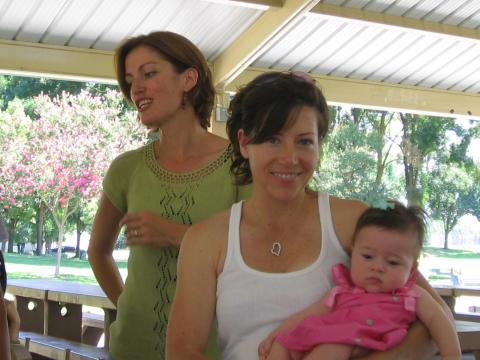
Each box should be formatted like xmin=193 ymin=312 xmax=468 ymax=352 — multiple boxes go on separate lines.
xmin=387 ymin=260 xmax=400 ymax=266
xmin=361 ymin=254 xmax=372 ymax=260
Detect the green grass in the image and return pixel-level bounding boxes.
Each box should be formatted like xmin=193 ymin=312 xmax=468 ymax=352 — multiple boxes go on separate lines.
xmin=4 ymin=252 xmax=127 ymax=284
xmin=423 ymin=247 xmax=480 ymax=259
xmin=7 ymin=272 xmax=99 ymax=284
xmin=4 ymin=253 xmax=127 ymax=269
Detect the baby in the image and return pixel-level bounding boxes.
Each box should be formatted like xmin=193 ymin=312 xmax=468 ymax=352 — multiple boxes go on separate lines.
xmin=259 ymin=201 xmax=461 ymax=360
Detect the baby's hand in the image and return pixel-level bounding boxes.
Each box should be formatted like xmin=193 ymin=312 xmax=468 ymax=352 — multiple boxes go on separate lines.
xmin=258 ymin=336 xmax=275 ymax=360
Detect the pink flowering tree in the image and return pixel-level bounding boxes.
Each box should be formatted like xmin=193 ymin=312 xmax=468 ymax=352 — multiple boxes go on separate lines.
xmin=0 ymin=100 xmax=36 ymax=251
xmin=2 ymin=90 xmax=144 ymax=276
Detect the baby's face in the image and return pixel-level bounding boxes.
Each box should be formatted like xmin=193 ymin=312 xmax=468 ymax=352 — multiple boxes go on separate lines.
xmin=350 ymin=226 xmax=417 ymax=293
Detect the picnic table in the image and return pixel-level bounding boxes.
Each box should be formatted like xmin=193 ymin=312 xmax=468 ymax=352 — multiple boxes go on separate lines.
xmin=6 ymin=278 xmax=116 ymax=351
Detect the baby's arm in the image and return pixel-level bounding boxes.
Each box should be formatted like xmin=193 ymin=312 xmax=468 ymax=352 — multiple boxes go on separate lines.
xmin=258 ymin=294 xmax=332 ymax=359
xmin=414 ymin=285 xmax=461 ymax=359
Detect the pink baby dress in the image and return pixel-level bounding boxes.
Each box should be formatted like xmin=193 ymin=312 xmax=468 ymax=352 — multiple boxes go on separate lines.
xmin=276 ymin=263 xmax=419 ymax=352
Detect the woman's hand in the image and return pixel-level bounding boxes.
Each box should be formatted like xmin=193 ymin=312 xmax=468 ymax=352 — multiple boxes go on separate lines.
xmin=120 ymin=211 xmax=188 ymax=248
xmin=258 ymin=335 xmax=275 ymax=360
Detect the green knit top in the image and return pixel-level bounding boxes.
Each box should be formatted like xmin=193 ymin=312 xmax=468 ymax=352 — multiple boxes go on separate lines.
xmin=104 ymin=141 xmax=249 ymax=359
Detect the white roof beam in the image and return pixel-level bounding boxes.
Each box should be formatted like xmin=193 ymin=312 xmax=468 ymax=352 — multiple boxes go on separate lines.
xmin=311 ymin=3 xmax=480 ymax=41
xmin=228 ymin=68 xmax=480 ymax=120
xmin=213 ymin=0 xmax=321 ymax=89
xmin=0 ymin=39 xmax=115 ymax=83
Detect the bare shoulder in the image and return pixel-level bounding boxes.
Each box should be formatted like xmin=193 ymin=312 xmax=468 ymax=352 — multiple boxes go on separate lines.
xmin=329 ymin=196 xmax=368 ymax=252
xmin=181 ymin=208 xmax=231 ymax=270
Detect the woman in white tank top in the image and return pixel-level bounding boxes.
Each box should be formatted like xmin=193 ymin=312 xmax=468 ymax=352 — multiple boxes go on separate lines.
xmin=166 ymin=72 xmax=451 ymax=360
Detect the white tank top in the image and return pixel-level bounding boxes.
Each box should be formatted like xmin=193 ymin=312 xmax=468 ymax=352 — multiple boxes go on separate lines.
xmin=216 ymin=193 xmax=350 ymax=360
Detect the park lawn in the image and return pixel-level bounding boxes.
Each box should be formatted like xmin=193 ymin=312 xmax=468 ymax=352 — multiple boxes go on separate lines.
xmin=3 ymin=247 xmax=479 ymax=285
xmin=4 ymin=252 xmax=127 ymax=285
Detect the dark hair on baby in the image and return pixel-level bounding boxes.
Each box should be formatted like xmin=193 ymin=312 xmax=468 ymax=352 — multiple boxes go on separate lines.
xmin=353 ymin=201 xmax=427 ymax=255
xmin=226 ymin=71 xmax=329 ymax=185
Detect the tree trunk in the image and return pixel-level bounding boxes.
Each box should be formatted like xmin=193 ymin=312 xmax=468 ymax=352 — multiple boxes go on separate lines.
xmin=55 ymin=222 xmax=65 ymax=277
xmin=374 ymin=112 xmax=387 ymax=189
xmin=443 ymin=228 xmax=449 ymax=249
xmin=35 ymin=202 xmax=47 ymax=255
xmin=7 ymin=219 xmax=17 ymax=253
xmin=400 ymin=113 xmax=422 ymax=206
xmin=75 ymin=216 xmax=82 ymax=258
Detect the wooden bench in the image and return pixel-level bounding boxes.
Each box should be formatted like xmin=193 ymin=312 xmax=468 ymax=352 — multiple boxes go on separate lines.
xmin=456 ymin=320 xmax=480 ymax=360
xmin=20 ymin=331 xmax=108 ymax=360
xmin=82 ymin=312 xmax=104 ymax=346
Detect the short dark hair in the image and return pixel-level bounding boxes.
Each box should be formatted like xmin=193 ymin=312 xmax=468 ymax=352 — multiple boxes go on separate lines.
xmin=353 ymin=201 xmax=427 ymax=255
xmin=226 ymin=72 xmax=329 ymax=185
xmin=115 ymin=31 xmax=215 ymax=129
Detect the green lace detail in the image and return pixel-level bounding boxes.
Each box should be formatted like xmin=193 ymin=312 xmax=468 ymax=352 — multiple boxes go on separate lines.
xmin=145 ymin=142 xmax=232 ymax=184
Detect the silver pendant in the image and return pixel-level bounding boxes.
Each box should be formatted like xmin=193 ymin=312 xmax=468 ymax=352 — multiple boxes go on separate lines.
xmin=271 ymin=242 xmax=282 ymax=256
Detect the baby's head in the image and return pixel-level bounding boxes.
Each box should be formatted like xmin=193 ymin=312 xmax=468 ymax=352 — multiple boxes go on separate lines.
xmin=350 ymin=201 xmax=427 ymax=293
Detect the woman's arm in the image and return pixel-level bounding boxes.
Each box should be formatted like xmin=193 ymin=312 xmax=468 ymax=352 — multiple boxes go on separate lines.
xmin=415 ymin=285 xmax=461 ymax=359
xmin=0 ymin=288 xmax=11 ymax=360
xmin=355 ymin=273 xmax=454 ymax=360
xmin=166 ymin=219 xmax=222 ymax=359
xmin=119 ymin=211 xmax=188 ymax=248
xmin=88 ymin=194 xmax=125 ymax=306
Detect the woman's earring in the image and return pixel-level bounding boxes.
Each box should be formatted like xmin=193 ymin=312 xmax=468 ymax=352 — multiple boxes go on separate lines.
xmin=181 ymin=92 xmax=188 ymax=109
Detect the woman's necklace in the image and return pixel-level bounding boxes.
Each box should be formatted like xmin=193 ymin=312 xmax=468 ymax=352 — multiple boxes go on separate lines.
xmin=271 ymin=242 xmax=282 ymax=256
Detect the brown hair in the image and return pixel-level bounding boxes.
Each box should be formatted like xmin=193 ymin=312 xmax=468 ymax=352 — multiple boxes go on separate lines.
xmin=115 ymin=31 xmax=215 ymax=129
xmin=226 ymin=71 xmax=329 ymax=185
xmin=353 ymin=201 xmax=427 ymax=256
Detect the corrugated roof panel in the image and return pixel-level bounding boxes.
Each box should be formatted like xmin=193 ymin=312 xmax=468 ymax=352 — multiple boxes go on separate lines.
xmin=449 ymin=62 xmax=480 ymax=92
xmin=15 ymin=0 xmax=67 ymax=43
xmin=314 ymin=23 xmax=382 ymax=75
xmin=401 ymin=0 xmax=445 ymax=19
xmin=94 ymin=0 xmax=161 ymax=50
xmin=363 ymin=31 xmax=424 ymax=82
xmin=428 ymin=44 xmax=480 ymax=89
xmin=460 ymin=9 xmax=480 ymax=28
xmin=381 ymin=0 xmax=421 ymax=16
xmin=195 ymin=5 xmax=263 ymax=61
xmin=435 ymin=46 xmax=480 ymax=90
xmin=382 ymin=35 xmax=441 ymax=83
xmin=421 ymin=0 xmax=466 ymax=23
xmin=130 ymin=0 xmax=185 ymax=37
xmin=400 ymin=38 xmax=466 ymax=86
xmin=255 ymin=17 xmax=344 ymax=71
xmin=329 ymin=26 xmax=392 ymax=78
xmin=362 ymin=0 xmax=400 ymax=13
xmin=416 ymin=41 xmax=478 ymax=88
xmin=441 ymin=0 xmax=480 ymax=26
xmin=0 ymin=0 xmax=35 ymax=39
xmin=68 ymin=0 xmax=130 ymax=48
xmin=41 ymin=0 xmax=102 ymax=46
xmin=252 ymin=16 xmax=322 ymax=69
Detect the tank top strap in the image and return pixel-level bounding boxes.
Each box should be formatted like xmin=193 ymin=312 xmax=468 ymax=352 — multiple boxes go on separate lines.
xmin=224 ymin=201 xmax=243 ymax=272
xmin=317 ymin=193 xmax=332 ymax=233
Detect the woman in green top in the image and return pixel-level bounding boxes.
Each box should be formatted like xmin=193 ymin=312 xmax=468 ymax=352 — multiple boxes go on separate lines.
xmin=88 ymin=31 xmax=248 ymax=360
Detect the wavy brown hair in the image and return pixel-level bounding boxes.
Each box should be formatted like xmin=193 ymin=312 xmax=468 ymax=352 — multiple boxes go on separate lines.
xmin=115 ymin=31 xmax=215 ymax=129
xmin=226 ymin=72 xmax=330 ymax=185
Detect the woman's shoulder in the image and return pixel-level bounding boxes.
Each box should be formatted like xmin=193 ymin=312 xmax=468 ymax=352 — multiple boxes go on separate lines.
xmin=328 ymin=195 xmax=368 ymax=250
xmin=111 ymin=144 xmax=146 ymax=165
xmin=186 ymin=207 xmax=231 ymax=240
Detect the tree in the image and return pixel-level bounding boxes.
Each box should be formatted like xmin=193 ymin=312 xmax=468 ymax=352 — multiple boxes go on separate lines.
xmin=398 ymin=113 xmax=455 ymax=206
xmin=1 ymin=89 xmax=144 ymax=275
xmin=427 ymin=164 xmax=473 ymax=249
